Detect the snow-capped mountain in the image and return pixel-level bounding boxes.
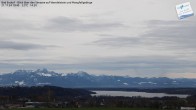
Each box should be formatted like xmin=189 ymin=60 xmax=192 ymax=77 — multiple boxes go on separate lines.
xmin=0 ymin=69 xmax=196 ymax=88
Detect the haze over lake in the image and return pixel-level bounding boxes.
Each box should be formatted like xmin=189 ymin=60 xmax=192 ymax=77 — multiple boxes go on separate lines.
xmin=92 ymin=91 xmax=189 ymax=98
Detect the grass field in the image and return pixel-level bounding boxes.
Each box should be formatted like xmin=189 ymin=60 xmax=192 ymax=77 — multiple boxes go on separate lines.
xmin=12 ymin=108 xmax=158 ymax=110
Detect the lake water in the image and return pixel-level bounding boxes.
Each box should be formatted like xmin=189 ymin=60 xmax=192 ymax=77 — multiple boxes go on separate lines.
xmin=91 ymin=91 xmax=189 ymax=98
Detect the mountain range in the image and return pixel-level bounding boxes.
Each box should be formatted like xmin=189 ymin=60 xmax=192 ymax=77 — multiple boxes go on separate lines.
xmin=0 ymin=69 xmax=196 ymax=88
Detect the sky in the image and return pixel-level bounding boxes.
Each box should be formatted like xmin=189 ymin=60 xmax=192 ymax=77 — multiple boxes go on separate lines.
xmin=0 ymin=0 xmax=196 ymax=78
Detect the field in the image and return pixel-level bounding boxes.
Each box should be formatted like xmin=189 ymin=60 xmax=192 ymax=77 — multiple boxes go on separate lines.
xmin=13 ymin=108 xmax=158 ymax=110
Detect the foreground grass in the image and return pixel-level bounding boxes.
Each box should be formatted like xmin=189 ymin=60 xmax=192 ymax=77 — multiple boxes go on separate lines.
xmin=12 ymin=108 xmax=158 ymax=110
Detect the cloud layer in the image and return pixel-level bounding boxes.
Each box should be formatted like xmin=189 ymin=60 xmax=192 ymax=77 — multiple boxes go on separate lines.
xmin=44 ymin=16 xmax=125 ymax=32
xmin=0 ymin=0 xmax=196 ymax=78
xmin=0 ymin=40 xmax=57 ymax=50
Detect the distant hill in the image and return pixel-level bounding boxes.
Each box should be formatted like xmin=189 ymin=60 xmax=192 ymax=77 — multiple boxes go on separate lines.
xmin=0 ymin=69 xmax=196 ymax=88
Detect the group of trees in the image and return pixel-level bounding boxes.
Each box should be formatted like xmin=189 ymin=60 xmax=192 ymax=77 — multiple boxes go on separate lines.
xmin=0 ymin=86 xmax=93 ymax=103
xmin=74 ymin=96 xmax=195 ymax=109
xmin=0 ymin=86 xmax=196 ymax=109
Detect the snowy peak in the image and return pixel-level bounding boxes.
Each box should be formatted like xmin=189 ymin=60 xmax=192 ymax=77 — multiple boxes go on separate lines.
xmin=13 ymin=70 xmax=33 ymax=75
xmin=12 ymin=69 xmax=58 ymax=77
xmin=76 ymin=71 xmax=91 ymax=77
xmin=34 ymin=69 xmax=58 ymax=77
xmin=36 ymin=73 xmax=53 ymax=77
xmin=1 ymin=69 xmax=196 ymax=88
xmin=66 ymin=71 xmax=91 ymax=77
xmin=35 ymin=68 xmax=49 ymax=73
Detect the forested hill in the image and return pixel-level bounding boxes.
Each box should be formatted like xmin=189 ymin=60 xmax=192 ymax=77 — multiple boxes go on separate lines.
xmin=0 ymin=86 xmax=93 ymax=98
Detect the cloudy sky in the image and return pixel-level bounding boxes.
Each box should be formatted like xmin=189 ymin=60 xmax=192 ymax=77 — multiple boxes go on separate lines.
xmin=0 ymin=0 xmax=196 ymax=78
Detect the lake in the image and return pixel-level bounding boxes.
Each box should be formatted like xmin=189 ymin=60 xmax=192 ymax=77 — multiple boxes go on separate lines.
xmin=91 ymin=91 xmax=189 ymax=98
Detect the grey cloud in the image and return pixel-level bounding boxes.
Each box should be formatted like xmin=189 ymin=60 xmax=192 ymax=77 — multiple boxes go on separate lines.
xmin=0 ymin=40 xmax=57 ymax=50
xmin=44 ymin=16 xmax=125 ymax=32
xmin=82 ymin=56 xmax=196 ymax=70
xmin=1 ymin=56 xmax=196 ymax=75
xmin=0 ymin=18 xmax=36 ymax=31
xmin=0 ymin=16 xmax=124 ymax=32
xmin=67 ymin=56 xmax=196 ymax=76
xmin=0 ymin=0 xmax=36 ymax=2
xmin=0 ymin=58 xmax=47 ymax=63
xmin=92 ymin=37 xmax=141 ymax=47
xmin=143 ymin=20 xmax=196 ymax=50
xmin=92 ymin=19 xmax=196 ymax=51
xmin=146 ymin=20 xmax=195 ymax=27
